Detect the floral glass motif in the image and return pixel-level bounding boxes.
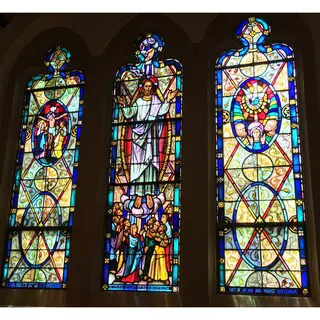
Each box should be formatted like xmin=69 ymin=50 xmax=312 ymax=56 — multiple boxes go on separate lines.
xmin=215 ymin=17 xmax=309 ymax=296
xmin=2 ymin=46 xmax=84 ymax=289
xmin=103 ymin=34 xmax=182 ymax=292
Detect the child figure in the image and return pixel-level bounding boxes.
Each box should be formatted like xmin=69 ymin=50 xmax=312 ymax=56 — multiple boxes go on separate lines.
xmin=247 ymin=121 xmax=266 ymax=150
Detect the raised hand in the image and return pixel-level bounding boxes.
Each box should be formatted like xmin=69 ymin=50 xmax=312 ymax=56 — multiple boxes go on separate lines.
xmin=116 ymin=96 xmax=126 ymax=106
xmin=166 ymin=89 xmax=179 ymax=103
xmin=116 ymin=95 xmax=130 ymax=107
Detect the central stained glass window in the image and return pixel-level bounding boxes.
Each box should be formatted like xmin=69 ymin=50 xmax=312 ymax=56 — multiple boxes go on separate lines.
xmin=102 ymin=34 xmax=182 ymax=292
xmin=215 ymin=17 xmax=310 ymax=296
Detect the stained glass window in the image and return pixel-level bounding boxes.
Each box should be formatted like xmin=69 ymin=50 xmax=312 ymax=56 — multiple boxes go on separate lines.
xmin=102 ymin=34 xmax=182 ymax=292
xmin=2 ymin=46 xmax=84 ymax=289
xmin=215 ymin=17 xmax=310 ymax=296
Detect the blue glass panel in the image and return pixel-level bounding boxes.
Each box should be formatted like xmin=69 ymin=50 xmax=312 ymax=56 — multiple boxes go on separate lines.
xmin=216 ymin=71 xmax=222 ymax=84
xmin=289 ymin=81 xmax=295 ymax=93
xmin=111 ymin=146 xmax=117 ymax=162
xmin=70 ymin=189 xmax=76 ymax=206
xmin=110 ymin=168 xmax=115 ymax=183
xmin=173 ymin=265 xmax=178 ymax=284
xmin=217 ymin=136 xmax=223 ymax=152
xmin=6 ymin=240 xmax=11 ymax=256
xmin=74 ymin=149 xmax=79 ymax=162
xmin=176 ymin=76 xmax=181 ymax=89
xmin=174 ymin=187 xmax=180 ymax=206
xmin=302 ymin=271 xmax=308 ymax=287
xmin=63 ymin=267 xmax=68 ymax=282
xmin=69 ymin=213 xmax=73 ymax=226
xmin=105 ymin=239 xmax=110 ymax=253
xmin=176 ymin=97 xmax=181 ymax=114
xmin=10 ymin=215 xmax=15 ymax=227
xmin=112 ymin=126 xmax=117 ymax=140
xmin=292 ymin=128 xmax=298 ymax=147
xmin=78 ymin=105 xmax=84 ymax=119
xmin=3 ymin=268 xmax=8 ymax=280
xmin=12 ymin=192 xmax=18 ymax=207
xmin=15 ymin=169 xmax=21 ymax=182
xmin=175 ymin=141 xmax=181 ymax=159
xmin=297 ymin=205 xmax=304 ymax=222
xmin=173 ymin=237 xmax=179 ymax=255
xmin=103 ymin=265 xmax=109 ymax=282
xmin=217 ymin=111 xmax=223 ymax=124
xmin=72 ymin=167 xmax=78 ymax=184
xmin=114 ymin=107 xmax=119 ymax=120
xmin=290 ymin=106 xmax=297 ymax=118
xmin=175 ymin=120 xmax=181 ymax=135
xmin=173 ymin=213 xmax=179 ymax=231
xmin=76 ymin=124 xmax=82 ymax=140
xmin=295 ymin=179 xmax=302 ymax=198
xmin=287 ymin=62 xmax=294 ymax=77
xmin=293 ymin=154 xmax=300 ymax=166
xmin=108 ymin=190 xmax=114 ymax=206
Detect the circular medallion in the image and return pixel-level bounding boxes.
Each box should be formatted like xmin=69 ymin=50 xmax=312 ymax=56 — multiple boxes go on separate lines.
xmin=32 ymin=101 xmax=70 ymax=166
xmin=242 ymin=154 xmax=273 ymax=182
xmin=240 ymin=52 xmax=268 ymax=77
xmin=34 ymin=167 xmax=58 ymax=191
xmin=231 ymin=77 xmax=281 ymax=153
xmin=44 ymin=78 xmax=66 ymax=100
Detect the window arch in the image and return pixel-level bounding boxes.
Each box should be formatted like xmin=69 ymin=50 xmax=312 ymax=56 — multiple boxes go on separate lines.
xmin=2 ymin=46 xmax=85 ymax=289
xmin=103 ymin=34 xmax=182 ymax=292
xmin=215 ymin=17 xmax=310 ymax=296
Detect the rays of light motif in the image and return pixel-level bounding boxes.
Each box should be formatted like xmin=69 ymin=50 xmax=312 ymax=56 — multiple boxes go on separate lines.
xmin=215 ymin=17 xmax=310 ymax=296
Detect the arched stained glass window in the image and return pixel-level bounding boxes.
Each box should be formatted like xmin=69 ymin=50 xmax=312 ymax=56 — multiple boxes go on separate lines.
xmin=2 ymin=47 xmax=85 ymax=289
xmin=215 ymin=17 xmax=310 ymax=296
xmin=103 ymin=34 xmax=182 ymax=292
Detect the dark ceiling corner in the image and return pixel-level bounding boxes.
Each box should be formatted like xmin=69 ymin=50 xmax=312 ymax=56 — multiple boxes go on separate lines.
xmin=0 ymin=13 xmax=13 ymax=30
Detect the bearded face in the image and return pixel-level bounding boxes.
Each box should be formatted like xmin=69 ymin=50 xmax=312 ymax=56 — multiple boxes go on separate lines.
xmin=142 ymin=81 xmax=153 ymax=96
xmin=264 ymin=119 xmax=277 ymax=133
xmin=235 ymin=122 xmax=247 ymax=138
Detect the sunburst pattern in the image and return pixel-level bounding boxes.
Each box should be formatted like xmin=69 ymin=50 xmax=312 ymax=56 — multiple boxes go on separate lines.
xmin=215 ymin=17 xmax=309 ymax=296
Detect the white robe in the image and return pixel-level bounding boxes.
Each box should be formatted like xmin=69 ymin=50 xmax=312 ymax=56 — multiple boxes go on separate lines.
xmin=122 ymin=95 xmax=169 ymax=196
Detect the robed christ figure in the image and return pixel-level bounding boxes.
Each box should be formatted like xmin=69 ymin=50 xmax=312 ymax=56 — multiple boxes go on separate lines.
xmin=116 ymin=76 xmax=178 ymax=211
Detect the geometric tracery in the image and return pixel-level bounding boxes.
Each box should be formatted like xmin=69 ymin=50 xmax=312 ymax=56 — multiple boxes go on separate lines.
xmin=215 ymin=17 xmax=309 ymax=296
xmin=2 ymin=46 xmax=84 ymax=288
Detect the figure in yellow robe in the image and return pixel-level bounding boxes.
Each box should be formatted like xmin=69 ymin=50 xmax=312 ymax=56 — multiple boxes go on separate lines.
xmin=148 ymin=224 xmax=170 ymax=285
xmin=52 ymin=122 xmax=66 ymax=159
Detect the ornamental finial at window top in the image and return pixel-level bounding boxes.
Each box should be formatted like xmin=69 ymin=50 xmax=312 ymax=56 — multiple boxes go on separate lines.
xmin=44 ymin=46 xmax=71 ymax=73
xmin=135 ymin=33 xmax=164 ymax=63
xmin=236 ymin=17 xmax=271 ymax=48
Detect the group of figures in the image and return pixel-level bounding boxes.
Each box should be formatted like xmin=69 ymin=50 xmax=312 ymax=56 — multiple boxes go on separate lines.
xmin=109 ymin=204 xmax=175 ymax=285
xmin=104 ymin=33 xmax=182 ymax=291
xmin=216 ymin=17 xmax=309 ymax=296
xmin=33 ymin=102 xmax=69 ymax=163
xmin=232 ymin=78 xmax=280 ymax=152
xmin=4 ymin=17 xmax=309 ymax=295
xmin=2 ymin=46 xmax=83 ymax=288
